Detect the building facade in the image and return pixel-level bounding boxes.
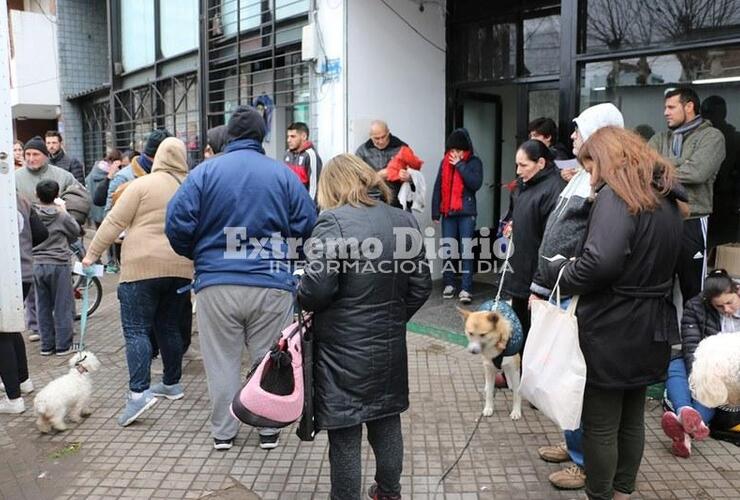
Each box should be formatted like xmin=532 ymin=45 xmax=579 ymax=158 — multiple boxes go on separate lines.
xmin=50 ymin=0 xmax=740 ymax=239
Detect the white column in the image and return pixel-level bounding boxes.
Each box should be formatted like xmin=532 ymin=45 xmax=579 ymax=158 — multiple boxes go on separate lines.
xmin=0 ymin=0 xmax=26 ymax=332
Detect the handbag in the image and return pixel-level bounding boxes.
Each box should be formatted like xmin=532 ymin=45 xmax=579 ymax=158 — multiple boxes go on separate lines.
xmin=520 ymin=267 xmax=587 ymax=431
xmin=230 ymin=314 xmax=312 ymax=428
xmin=295 ymin=312 xmax=318 ymax=441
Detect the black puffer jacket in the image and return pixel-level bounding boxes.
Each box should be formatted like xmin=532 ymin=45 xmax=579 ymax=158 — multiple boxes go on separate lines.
xmin=298 ymin=197 xmax=432 ymax=430
xmin=356 ymin=135 xmax=407 ymax=208
xmin=680 ymin=296 xmax=722 ymax=374
xmin=504 ymin=165 xmax=565 ymax=299
xmin=550 ymin=185 xmax=684 ymax=389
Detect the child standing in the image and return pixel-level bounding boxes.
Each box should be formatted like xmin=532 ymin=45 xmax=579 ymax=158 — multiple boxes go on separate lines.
xmin=33 ymin=180 xmax=80 ymax=356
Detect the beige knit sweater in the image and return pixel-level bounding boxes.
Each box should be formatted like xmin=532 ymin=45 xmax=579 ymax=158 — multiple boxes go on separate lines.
xmin=87 ymin=138 xmax=193 ymax=283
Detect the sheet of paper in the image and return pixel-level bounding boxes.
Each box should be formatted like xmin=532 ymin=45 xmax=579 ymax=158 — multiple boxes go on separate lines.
xmin=73 ymin=261 xmax=104 ymax=277
xmin=554 ymin=159 xmax=579 ymax=170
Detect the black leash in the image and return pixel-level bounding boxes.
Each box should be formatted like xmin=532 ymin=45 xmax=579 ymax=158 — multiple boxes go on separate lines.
xmin=437 ymin=412 xmax=484 ymax=486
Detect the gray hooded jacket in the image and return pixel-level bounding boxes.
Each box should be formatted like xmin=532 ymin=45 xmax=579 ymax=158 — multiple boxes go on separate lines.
xmin=32 ymin=206 xmax=80 ymax=265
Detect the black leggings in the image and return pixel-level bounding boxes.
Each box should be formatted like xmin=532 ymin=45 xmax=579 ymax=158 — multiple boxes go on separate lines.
xmin=581 ymin=385 xmax=647 ymax=500
xmin=511 ymin=296 xmax=531 ymax=355
xmin=0 ymin=283 xmax=31 ymax=399
xmin=327 ymin=414 xmax=403 ymax=500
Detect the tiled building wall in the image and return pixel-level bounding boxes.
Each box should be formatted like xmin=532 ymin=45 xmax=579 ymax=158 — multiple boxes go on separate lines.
xmin=56 ymin=0 xmax=109 ymax=174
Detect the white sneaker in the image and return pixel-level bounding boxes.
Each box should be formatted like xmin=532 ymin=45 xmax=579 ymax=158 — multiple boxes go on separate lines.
xmin=28 ymin=333 xmax=40 ymax=342
xmin=458 ymin=290 xmax=473 ymax=304
xmin=443 ymin=286 xmax=455 ymax=299
xmin=0 ymin=397 xmax=25 ymax=414
xmin=0 ymin=379 xmax=34 ymax=395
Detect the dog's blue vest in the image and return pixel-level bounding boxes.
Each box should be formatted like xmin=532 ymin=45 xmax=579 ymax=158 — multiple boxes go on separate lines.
xmin=478 ymin=299 xmax=524 ymax=369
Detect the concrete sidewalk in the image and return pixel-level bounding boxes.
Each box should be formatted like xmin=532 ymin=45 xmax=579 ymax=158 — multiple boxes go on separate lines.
xmin=1 ymin=274 xmax=739 ymax=499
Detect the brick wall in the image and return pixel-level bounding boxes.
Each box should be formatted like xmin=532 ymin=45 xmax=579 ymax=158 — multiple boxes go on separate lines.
xmin=56 ymin=0 xmax=109 ymax=173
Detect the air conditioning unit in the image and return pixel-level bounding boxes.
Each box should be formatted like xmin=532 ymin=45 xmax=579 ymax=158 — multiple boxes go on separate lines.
xmin=301 ymin=24 xmax=318 ymax=61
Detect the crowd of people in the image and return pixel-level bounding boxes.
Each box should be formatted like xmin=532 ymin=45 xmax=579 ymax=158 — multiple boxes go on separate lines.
xmin=1 ymin=85 xmax=739 ymax=500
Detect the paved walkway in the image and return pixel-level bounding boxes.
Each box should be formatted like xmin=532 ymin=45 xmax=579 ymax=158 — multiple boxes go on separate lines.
xmin=1 ymin=274 xmax=739 ymax=499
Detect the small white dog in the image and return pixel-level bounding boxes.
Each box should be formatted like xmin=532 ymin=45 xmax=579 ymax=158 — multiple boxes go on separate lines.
xmin=34 ymin=351 xmax=101 ymax=433
xmin=689 ymin=333 xmax=740 ymax=408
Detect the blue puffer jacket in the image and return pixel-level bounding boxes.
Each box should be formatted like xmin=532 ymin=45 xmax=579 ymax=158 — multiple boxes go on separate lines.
xmin=165 ymin=138 xmax=317 ymax=293
xmin=431 ymin=128 xmax=484 ymax=219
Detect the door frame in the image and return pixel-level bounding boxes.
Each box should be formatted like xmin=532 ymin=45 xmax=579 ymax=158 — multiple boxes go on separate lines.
xmin=452 ymin=91 xmax=503 ymax=227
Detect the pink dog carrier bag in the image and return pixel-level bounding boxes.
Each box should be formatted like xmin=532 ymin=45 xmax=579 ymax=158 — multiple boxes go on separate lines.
xmin=230 ymin=316 xmax=310 ymax=428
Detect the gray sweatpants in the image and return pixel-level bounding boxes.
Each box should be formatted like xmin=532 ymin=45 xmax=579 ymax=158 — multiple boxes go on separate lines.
xmin=33 ymin=263 xmax=75 ymax=352
xmin=196 ymin=285 xmax=294 ymax=440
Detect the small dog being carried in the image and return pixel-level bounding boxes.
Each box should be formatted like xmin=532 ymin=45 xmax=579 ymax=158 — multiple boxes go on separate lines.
xmin=34 ymin=351 xmax=101 ymax=433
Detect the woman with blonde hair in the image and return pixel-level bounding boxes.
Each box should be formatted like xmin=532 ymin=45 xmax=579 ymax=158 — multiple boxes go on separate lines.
xmin=543 ymin=127 xmax=686 ymax=500
xmin=298 ymin=154 xmax=432 ymax=500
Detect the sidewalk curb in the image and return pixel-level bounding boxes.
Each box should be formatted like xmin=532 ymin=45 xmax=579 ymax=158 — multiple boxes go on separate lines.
xmin=407 ymin=321 xmax=467 ymax=347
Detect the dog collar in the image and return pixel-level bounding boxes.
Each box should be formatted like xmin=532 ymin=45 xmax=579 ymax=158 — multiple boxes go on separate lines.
xmin=76 ymin=364 xmax=89 ymax=374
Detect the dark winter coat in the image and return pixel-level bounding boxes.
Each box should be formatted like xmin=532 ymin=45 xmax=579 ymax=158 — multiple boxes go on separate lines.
xmin=431 ymin=128 xmax=484 ymax=219
xmin=86 ymin=163 xmax=109 ymax=223
xmin=504 ymin=165 xmax=565 ymax=299
xmin=297 ymin=197 xmax=432 ymax=430
xmin=551 ymin=185 xmax=684 ymax=389
xmin=648 ymin=120 xmax=725 ymax=217
xmin=166 ymin=138 xmax=317 ymax=293
xmin=355 ymin=134 xmax=407 ymax=208
xmin=680 ymin=296 xmax=722 ymax=374
xmin=50 ymin=150 xmax=85 ymax=184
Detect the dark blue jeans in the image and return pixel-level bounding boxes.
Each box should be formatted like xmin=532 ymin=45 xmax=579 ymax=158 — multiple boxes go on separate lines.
xmin=117 ymin=277 xmax=191 ymax=393
xmin=441 ymin=215 xmax=476 ymax=293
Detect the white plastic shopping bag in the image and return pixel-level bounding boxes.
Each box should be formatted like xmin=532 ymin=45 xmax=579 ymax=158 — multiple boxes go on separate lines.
xmin=520 ymin=278 xmax=586 ymax=431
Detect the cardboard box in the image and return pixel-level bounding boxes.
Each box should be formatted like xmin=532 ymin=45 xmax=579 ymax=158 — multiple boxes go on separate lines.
xmin=715 ymin=243 xmax=740 ymax=278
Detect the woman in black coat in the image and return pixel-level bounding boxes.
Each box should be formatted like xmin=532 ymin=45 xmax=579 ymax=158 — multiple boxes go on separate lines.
xmin=547 ymin=128 xmax=684 ymax=500
xmin=298 ymin=154 xmax=432 ymax=500
xmin=504 ymin=140 xmax=565 ymax=346
xmin=662 ymin=269 xmax=740 ymax=457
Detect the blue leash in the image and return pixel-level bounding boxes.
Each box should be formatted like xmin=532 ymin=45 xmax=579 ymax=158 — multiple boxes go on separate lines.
xmin=77 ymin=268 xmax=96 ymax=353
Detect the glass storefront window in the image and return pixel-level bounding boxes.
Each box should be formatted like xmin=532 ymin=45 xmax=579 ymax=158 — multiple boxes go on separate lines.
xmin=161 ymin=0 xmax=199 ymax=58
xmin=222 ymin=0 xmax=262 ymax=36
xmin=523 ymin=15 xmax=560 ymax=76
xmin=450 ymin=22 xmax=516 ymax=83
xmin=529 ymin=88 xmax=559 ymax=122
xmin=580 ymin=45 xmax=740 ymax=136
xmin=276 ymin=0 xmax=309 ymax=20
xmin=120 ymin=0 xmax=155 ymax=71
xmin=583 ymin=0 xmax=740 ymax=54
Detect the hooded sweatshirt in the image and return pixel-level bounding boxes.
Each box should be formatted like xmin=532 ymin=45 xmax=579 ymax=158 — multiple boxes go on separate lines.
xmin=15 ymin=163 xmax=78 ymax=203
xmin=88 ymin=138 xmax=193 ymax=283
xmin=32 ymin=205 xmax=80 ymax=265
xmin=530 ymin=103 xmax=624 ymax=297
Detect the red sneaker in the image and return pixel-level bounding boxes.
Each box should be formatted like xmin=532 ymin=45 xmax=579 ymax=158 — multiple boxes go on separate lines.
xmin=662 ymin=411 xmax=691 ymax=458
xmin=679 ymin=407 xmax=710 ymax=441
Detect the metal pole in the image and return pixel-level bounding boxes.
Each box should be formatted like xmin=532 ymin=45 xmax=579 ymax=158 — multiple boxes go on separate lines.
xmin=0 ymin=0 xmax=26 ymax=331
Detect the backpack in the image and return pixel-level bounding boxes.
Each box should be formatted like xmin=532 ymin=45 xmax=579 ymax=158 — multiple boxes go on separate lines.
xmin=60 ymin=183 xmax=92 ymax=226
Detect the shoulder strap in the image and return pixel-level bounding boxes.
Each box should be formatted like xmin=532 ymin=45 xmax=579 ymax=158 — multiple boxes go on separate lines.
xmin=163 ymin=171 xmax=183 ymax=186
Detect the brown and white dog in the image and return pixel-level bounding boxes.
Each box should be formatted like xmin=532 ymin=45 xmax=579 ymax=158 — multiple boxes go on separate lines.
xmin=458 ymin=307 xmax=522 ymax=420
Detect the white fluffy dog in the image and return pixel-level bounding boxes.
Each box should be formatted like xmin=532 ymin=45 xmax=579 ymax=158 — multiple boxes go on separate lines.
xmin=689 ymin=333 xmax=740 ymax=408
xmin=34 ymin=351 xmax=101 ymax=433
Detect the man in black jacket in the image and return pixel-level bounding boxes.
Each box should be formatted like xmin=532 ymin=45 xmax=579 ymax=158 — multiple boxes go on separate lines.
xmin=355 ymin=120 xmax=411 ymax=208
xmin=45 ymin=131 xmax=85 ymax=183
